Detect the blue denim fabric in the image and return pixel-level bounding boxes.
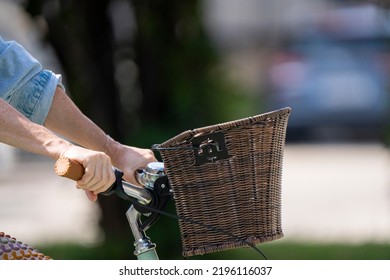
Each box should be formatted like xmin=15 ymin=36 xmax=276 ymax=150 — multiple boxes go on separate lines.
xmin=0 ymin=36 xmax=62 ymax=124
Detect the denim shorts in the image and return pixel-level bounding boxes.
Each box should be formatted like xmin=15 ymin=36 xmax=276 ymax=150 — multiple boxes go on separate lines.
xmin=6 ymin=70 xmax=61 ymax=125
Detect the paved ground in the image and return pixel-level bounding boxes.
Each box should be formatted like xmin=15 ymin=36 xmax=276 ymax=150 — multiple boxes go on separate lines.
xmin=282 ymin=143 xmax=390 ymax=243
xmin=0 ymin=149 xmax=102 ymax=246
xmin=1 ymin=143 xmax=390 ymax=247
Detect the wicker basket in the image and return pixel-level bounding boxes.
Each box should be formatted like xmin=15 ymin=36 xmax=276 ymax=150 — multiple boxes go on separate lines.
xmin=154 ymin=107 xmax=291 ymax=257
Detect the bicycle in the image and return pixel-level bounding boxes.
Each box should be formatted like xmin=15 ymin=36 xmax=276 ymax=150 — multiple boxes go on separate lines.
xmin=0 ymin=107 xmax=291 ymax=260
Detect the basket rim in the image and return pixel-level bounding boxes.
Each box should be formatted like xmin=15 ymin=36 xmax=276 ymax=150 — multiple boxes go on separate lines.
xmin=154 ymin=107 xmax=291 ymax=149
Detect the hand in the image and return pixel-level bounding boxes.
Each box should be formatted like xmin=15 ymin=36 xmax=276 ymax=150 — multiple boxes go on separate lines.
xmin=107 ymin=141 xmax=157 ymax=186
xmin=61 ymin=145 xmax=116 ymax=201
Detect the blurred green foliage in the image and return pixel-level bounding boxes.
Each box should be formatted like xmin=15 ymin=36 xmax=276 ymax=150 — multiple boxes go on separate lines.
xmin=40 ymin=240 xmax=390 ymax=260
xmin=129 ymin=0 xmax=258 ymax=147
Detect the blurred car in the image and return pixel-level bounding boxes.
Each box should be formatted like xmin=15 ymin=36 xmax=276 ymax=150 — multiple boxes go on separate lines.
xmin=265 ymin=4 xmax=390 ymax=142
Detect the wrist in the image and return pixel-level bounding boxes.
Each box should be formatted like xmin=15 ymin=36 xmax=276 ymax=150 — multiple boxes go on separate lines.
xmin=105 ymin=135 xmax=121 ymax=163
xmin=103 ymin=134 xmax=112 ymax=154
xmin=43 ymin=138 xmax=74 ymax=159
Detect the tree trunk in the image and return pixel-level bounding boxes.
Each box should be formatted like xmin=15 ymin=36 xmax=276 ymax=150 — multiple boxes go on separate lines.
xmin=26 ymin=0 xmax=130 ymax=244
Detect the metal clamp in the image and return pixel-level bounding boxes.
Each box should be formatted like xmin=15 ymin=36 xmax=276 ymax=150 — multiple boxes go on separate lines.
xmin=192 ymin=132 xmax=231 ymax=165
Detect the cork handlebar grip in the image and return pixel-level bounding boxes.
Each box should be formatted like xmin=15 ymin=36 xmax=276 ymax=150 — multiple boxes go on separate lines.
xmin=54 ymin=157 xmax=85 ymax=181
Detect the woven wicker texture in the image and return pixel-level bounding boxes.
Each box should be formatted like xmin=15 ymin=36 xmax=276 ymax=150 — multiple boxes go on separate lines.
xmin=0 ymin=232 xmax=51 ymax=260
xmin=154 ymin=107 xmax=291 ymax=257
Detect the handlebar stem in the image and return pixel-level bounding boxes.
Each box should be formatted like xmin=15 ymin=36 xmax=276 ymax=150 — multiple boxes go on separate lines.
xmin=126 ymin=205 xmax=157 ymax=259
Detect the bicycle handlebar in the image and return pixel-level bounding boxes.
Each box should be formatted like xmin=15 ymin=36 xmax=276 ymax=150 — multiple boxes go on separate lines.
xmin=54 ymin=157 xmax=153 ymax=205
xmin=55 ymin=156 xmax=172 ymax=232
xmin=54 ymin=157 xmax=84 ymax=181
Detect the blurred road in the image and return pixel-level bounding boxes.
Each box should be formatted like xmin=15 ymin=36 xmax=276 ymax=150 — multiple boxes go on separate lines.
xmin=282 ymin=143 xmax=390 ymax=243
xmin=1 ymin=143 xmax=390 ymax=247
xmin=0 ymin=153 xmax=101 ymax=246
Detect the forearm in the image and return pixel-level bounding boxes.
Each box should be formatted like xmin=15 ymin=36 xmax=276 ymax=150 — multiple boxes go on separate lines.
xmin=0 ymin=98 xmax=72 ymax=159
xmin=0 ymin=36 xmax=118 ymax=200
xmin=43 ymin=86 xmax=115 ymax=153
xmin=43 ymin=86 xmax=156 ymax=185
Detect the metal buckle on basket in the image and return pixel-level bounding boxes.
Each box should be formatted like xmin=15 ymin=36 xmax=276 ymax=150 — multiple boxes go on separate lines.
xmin=191 ymin=132 xmax=231 ymax=166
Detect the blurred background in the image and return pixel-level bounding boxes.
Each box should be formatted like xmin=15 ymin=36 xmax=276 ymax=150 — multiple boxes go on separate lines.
xmin=1 ymin=0 xmax=390 ymax=259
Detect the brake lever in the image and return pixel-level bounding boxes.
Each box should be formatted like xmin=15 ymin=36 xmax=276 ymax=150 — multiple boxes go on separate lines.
xmin=99 ymin=168 xmax=129 ymax=200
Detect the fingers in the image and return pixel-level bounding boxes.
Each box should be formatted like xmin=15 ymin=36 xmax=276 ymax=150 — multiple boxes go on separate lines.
xmin=115 ymin=147 xmax=157 ymax=185
xmin=77 ymin=157 xmax=116 ymax=195
xmin=62 ymin=143 xmax=157 ymax=200
xmin=140 ymin=148 xmax=158 ymax=163
xmin=85 ymin=190 xmax=98 ymax=202
xmin=62 ymin=147 xmax=116 ymax=198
